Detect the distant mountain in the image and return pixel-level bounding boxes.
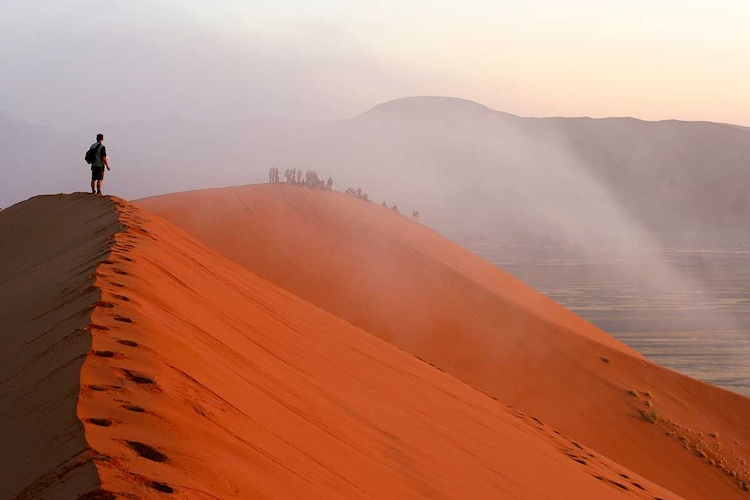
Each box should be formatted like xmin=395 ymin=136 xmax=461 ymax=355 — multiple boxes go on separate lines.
xmin=2 ymin=97 xmax=749 ymax=244
xmin=359 ymin=95 xmax=519 ymax=123
xmin=526 ymin=115 xmax=750 ymax=244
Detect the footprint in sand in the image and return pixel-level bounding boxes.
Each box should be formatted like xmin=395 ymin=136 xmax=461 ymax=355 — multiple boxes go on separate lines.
xmin=77 ymin=488 xmax=117 ymax=499
xmin=122 ymin=370 xmax=155 ymax=385
xmin=125 ymin=441 xmax=168 ymax=462
xmin=122 ymin=404 xmax=146 ymax=413
xmin=150 ymin=482 xmax=174 ymax=493
xmin=86 ymin=418 xmax=113 ymax=427
xmin=86 ymin=324 xmax=110 ymax=331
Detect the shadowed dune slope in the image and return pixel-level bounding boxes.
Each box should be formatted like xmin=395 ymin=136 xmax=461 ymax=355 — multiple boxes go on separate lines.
xmin=140 ymin=184 xmax=750 ymax=499
xmin=0 ymin=194 xmax=120 ymax=498
xmin=0 ymin=193 xmax=682 ymax=499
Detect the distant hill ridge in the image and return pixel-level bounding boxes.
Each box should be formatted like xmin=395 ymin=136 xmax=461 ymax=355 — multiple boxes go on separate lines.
xmin=362 ymin=96 xmax=749 ymax=129
xmin=358 ymin=96 xmax=520 ymax=121
xmin=2 ymin=96 xmax=749 ymax=244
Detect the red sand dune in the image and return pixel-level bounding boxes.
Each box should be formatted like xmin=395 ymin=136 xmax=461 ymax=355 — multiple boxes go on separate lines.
xmin=139 ymin=184 xmax=750 ymax=499
xmin=0 ymin=193 xmax=683 ymax=498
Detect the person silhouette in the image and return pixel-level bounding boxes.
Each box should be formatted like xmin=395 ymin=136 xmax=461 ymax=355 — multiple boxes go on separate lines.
xmin=88 ymin=133 xmax=111 ymax=195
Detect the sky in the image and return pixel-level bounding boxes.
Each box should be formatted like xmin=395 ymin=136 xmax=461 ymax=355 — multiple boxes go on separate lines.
xmin=1 ymin=0 xmax=749 ymax=129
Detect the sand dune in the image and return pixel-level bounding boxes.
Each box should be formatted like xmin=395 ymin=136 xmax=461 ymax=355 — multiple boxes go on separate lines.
xmin=0 ymin=193 xmax=683 ymax=498
xmin=140 ymin=184 xmax=750 ymax=499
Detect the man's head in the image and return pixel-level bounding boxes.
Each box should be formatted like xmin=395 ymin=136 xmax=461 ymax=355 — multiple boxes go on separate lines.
xmin=96 ymin=133 xmax=104 ymax=142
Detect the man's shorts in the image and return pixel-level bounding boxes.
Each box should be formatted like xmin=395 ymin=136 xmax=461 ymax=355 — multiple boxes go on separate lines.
xmin=91 ymin=166 xmax=105 ymax=181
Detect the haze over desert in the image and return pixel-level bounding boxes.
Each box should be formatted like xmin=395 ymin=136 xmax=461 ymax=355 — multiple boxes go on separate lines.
xmin=2 ymin=1 xmax=750 ymax=499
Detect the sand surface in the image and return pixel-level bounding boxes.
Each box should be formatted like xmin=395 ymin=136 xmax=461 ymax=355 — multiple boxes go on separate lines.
xmin=0 ymin=193 xmax=685 ymax=498
xmin=139 ymin=184 xmax=750 ymax=499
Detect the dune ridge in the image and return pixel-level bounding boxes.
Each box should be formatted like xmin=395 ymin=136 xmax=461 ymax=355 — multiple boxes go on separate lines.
xmin=1 ymin=193 xmax=683 ymax=498
xmin=139 ymin=184 xmax=750 ymax=499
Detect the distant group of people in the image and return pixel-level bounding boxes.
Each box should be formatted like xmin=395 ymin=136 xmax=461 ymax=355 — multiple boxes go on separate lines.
xmin=380 ymin=201 xmax=402 ymax=214
xmin=268 ymin=166 xmax=420 ymax=223
xmin=382 ymin=201 xmax=398 ymax=213
xmin=268 ymin=167 xmax=280 ymax=183
xmin=268 ymin=167 xmax=333 ymax=190
xmin=379 ymin=204 xmax=420 ymax=221
xmin=345 ymin=187 xmax=370 ymax=202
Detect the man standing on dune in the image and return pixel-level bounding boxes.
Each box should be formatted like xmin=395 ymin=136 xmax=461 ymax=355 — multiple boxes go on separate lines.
xmin=89 ymin=133 xmax=111 ymax=195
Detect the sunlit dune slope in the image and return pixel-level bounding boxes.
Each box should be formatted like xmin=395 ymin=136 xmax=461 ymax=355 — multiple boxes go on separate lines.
xmin=0 ymin=194 xmax=680 ymax=499
xmin=140 ymin=184 xmax=750 ymax=499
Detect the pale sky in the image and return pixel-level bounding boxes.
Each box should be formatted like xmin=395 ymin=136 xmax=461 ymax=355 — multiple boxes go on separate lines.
xmin=2 ymin=0 xmax=749 ymax=128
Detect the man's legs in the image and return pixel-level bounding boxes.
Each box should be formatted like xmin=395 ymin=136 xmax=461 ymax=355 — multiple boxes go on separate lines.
xmin=91 ymin=167 xmax=104 ymax=194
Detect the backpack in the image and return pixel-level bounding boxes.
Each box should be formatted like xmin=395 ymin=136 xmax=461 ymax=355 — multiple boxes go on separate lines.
xmin=85 ymin=143 xmax=102 ymax=164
